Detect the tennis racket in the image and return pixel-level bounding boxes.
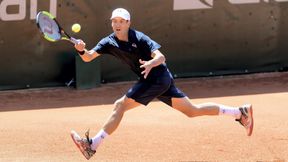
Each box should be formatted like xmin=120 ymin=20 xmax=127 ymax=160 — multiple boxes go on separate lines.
xmin=36 ymin=11 xmax=79 ymax=44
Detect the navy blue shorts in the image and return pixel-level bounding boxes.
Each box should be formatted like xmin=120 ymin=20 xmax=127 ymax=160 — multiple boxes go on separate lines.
xmin=126 ymin=73 xmax=186 ymax=106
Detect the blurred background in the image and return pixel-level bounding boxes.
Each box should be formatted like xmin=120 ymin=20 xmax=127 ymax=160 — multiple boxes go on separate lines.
xmin=0 ymin=0 xmax=288 ymax=90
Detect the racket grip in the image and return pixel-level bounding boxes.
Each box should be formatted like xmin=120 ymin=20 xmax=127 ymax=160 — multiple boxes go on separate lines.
xmin=70 ymin=37 xmax=80 ymax=44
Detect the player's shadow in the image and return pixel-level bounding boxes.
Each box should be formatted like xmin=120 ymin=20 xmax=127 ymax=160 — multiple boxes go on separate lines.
xmin=0 ymin=72 xmax=287 ymax=112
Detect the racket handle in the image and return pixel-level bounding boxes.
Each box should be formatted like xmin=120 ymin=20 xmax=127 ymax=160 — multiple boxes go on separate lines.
xmin=70 ymin=37 xmax=81 ymax=44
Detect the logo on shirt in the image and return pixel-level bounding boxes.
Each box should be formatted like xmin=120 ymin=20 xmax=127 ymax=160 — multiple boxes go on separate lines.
xmin=132 ymin=43 xmax=137 ymax=48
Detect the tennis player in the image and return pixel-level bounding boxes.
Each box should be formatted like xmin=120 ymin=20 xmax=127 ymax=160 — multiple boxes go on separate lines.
xmin=70 ymin=8 xmax=254 ymax=160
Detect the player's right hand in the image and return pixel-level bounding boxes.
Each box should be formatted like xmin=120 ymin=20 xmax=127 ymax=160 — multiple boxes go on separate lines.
xmin=74 ymin=39 xmax=86 ymax=52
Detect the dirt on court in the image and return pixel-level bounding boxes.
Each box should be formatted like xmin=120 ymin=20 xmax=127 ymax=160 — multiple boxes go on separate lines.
xmin=0 ymin=72 xmax=288 ymax=162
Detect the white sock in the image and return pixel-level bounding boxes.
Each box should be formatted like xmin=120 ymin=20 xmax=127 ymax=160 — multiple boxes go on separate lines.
xmin=218 ymin=104 xmax=241 ymax=119
xmin=91 ymin=129 xmax=108 ymax=150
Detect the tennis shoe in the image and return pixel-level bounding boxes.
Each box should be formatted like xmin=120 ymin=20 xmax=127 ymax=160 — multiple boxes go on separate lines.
xmin=235 ymin=104 xmax=254 ymax=136
xmin=70 ymin=129 xmax=96 ymax=160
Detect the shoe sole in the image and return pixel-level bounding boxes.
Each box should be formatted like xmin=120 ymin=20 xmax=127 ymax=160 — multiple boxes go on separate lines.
xmin=247 ymin=105 xmax=254 ymax=136
xmin=70 ymin=131 xmax=90 ymax=160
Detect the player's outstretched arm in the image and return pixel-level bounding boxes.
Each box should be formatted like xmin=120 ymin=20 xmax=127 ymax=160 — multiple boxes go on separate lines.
xmin=78 ymin=49 xmax=100 ymax=62
xmin=74 ymin=39 xmax=100 ymax=62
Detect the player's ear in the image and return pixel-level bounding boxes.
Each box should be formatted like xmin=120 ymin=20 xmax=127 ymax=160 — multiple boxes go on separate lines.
xmin=127 ymin=20 xmax=131 ymax=26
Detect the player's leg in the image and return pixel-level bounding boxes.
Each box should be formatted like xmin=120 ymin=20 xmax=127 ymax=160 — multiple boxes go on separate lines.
xmin=70 ymin=77 xmax=171 ymax=159
xmin=91 ymin=95 xmax=141 ymax=148
xmin=102 ymin=95 xmax=141 ymax=134
xmin=157 ymin=80 xmax=253 ymax=136
xmin=170 ymin=97 xmax=253 ymax=136
xmin=71 ymin=95 xmax=141 ymax=159
xmin=171 ymin=97 xmax=240 ymax=118
xmin=157 ymin=80 xmax=234 ymax=117
xmin=86 ymin=77 xmax=171 ymax=154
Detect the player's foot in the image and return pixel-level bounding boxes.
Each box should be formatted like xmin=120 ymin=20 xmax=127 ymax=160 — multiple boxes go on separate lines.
xmin=235 ymin=104 xmax=254 ymax=136
xmin=70 ymin=129 xmax=96 ymax=160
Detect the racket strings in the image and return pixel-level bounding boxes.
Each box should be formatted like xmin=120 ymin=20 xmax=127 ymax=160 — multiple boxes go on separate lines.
xmin=37 ymin=12 xmax=62 ymax=41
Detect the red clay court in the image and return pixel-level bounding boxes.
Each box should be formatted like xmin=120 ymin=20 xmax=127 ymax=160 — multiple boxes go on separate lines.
xmin=0 ymin=72 xmax=287 ymax=162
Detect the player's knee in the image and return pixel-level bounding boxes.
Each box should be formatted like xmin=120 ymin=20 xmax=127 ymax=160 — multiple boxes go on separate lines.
xmin=113 ymin=99 xmax=126 ymax=114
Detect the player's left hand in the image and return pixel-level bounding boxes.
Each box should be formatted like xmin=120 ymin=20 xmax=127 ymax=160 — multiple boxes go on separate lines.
xmin=139 ymin=59 xmax=152 ymax=79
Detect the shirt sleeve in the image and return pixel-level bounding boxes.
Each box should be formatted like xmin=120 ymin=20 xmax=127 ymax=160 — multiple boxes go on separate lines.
xmin=92 ymin=38 xmax=108 ymax=54
xmin=140 ymin=34 xmax=161 ymax=53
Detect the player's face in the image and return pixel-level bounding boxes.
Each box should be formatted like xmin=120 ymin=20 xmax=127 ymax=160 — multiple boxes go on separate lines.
xmin=111 ymin=17 xmax=130 ymax=37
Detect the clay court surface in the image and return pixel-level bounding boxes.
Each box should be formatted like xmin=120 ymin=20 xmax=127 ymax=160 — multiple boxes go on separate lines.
xmin=0 ymin=72 xmax=287 ymax=162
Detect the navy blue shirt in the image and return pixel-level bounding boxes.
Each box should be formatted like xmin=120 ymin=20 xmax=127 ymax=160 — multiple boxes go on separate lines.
xmin=93 ymin=29 xmax=170 ymax=80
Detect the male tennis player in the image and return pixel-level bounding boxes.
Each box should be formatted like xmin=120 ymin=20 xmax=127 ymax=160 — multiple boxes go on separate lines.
xmin=70 ymin=8 xmax=254 ymax=160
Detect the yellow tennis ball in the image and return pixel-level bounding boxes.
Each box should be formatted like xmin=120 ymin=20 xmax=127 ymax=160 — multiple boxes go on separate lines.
xmin=72 ymin=23 xmax=81 ymax=33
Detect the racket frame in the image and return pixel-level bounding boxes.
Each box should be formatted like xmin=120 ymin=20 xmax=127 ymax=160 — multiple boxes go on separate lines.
xmin=36 ymin=11 xmax=78 ymax=44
